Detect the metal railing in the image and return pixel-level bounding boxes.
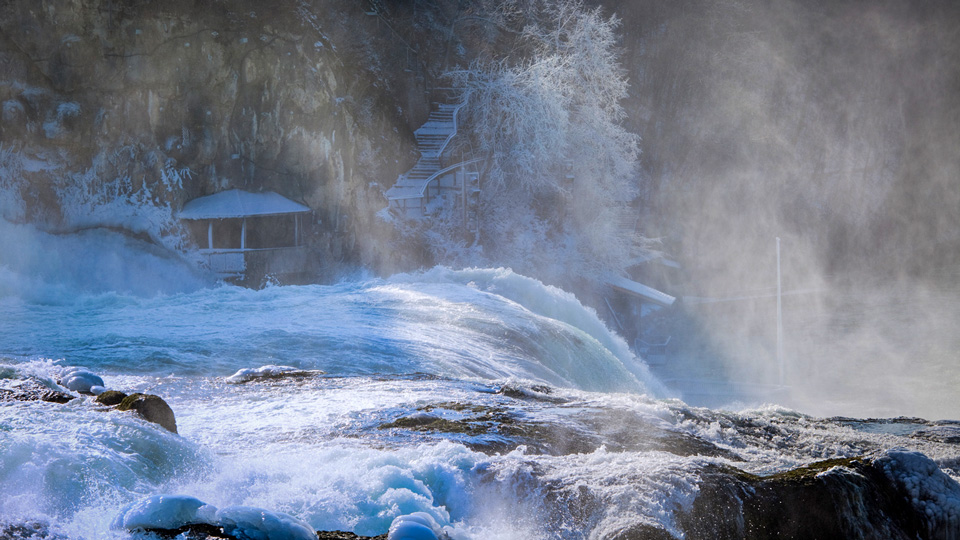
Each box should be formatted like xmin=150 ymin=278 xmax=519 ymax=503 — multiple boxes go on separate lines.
xmin=391 ymin=158 xmax=484 ymax=201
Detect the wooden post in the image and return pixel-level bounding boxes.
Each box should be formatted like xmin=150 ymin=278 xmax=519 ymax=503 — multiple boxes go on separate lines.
xmin=207 ymin=221 xmax=213 ymax=249
xmin=241 ymin=218 xmax=247 ymax=250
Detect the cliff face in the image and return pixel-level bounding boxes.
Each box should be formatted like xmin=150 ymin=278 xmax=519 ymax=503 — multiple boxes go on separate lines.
xmin=0 ymin=0 xmax=420 ymax=274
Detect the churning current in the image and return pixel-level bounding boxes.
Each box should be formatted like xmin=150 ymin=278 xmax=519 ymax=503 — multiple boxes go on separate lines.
xmin=1 ymin=226 xmax=958 ymax=539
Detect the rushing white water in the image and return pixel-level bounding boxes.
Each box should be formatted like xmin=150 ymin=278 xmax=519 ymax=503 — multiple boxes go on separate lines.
xmin=1 ymin=225 xmax=958 ymax=539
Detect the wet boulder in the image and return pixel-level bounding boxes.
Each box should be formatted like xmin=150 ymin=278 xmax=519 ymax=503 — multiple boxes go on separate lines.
xmin=117 ymin=393 xmax=178 ymax=434
xmin=95 ymin=390 xmax=128 ymax=406
xmin=676 ymin=452 xmax=959 ymax=540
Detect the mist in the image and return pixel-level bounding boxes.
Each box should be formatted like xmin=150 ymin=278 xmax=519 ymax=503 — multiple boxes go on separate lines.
xmin=608 ymin=0 xmax=960 ymax=418
xmin=0 ymin=0 xmax=957 ymax=419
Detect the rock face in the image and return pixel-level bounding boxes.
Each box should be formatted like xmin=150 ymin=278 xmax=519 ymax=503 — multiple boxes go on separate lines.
xmin=676 ymin=459 xmax=920 ymax=539
xmin=117 ymin=392 xmax=178 ymax=434
xmin=0 ymin=0 xmax=416 ymax=273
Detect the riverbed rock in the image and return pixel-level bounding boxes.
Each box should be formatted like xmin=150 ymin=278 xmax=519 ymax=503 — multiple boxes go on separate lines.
xmin=95 ymin=389 xmax=129 ymax=406
xmin=117 ymin=393 xmax=178 ymax=434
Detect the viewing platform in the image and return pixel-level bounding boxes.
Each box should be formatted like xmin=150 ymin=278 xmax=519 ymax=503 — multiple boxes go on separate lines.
xmin=179 ymin=189 xmax=312 ymax=284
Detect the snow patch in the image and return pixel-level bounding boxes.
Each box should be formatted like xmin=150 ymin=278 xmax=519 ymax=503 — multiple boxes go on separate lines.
xmin=878 ymin=449 xmax=960 ymax=534
xmin=60 ymin=368 xmax=105 ymax=394
xmin=388 ymin=512 xmax=446 ymax=540
xmin=111 ymin=496 xmax=316 ymax=540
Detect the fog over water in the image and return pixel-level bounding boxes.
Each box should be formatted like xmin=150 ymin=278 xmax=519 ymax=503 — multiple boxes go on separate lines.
xmin=605 ymin=0 xmax=960 ymax=419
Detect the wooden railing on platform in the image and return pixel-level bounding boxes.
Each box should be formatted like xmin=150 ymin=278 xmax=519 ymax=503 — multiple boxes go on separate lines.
xmin=199 ymin=246 xmax=308 ymax=279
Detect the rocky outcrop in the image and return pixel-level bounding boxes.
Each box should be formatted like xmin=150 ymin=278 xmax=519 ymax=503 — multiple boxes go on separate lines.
xmin=378 ymin=400 xmax=741 ymax=459
xmin=94 ymin=388 xmax=179 ymax=434
xmin=603 ymin=453 xmax=960 ymax=540
xmin=675 ymin=459 xmax=919 ymax=539
xmin=0 ymin=520 xmax=68 ymax=540
xmin=0 ymin=376 xmax=75 ymax=404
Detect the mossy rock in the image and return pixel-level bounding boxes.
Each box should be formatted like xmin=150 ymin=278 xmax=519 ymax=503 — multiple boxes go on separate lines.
xmin=763 ymin=457 xmax=862 ymax=484
xmin=117 ymin=393 xmax=178 ymax=434
xmin=95 ymin=390 xmax=128 ymax=406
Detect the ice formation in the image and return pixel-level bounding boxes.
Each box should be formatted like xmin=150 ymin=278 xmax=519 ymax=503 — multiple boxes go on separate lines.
xmin=111 ymin=494 xmax=217 ymax=531
xmin=111 ymin=496 xmax=317 ymax=540
xmin=216 ymin=505 xmax=318 ymax=540
xmin=225 ymin=365 xmax=309 ymax=384
xmin=388 ymin=512 xmax=444 ymax=540
xmin=60 ymin=368 xmax=105 ymax=394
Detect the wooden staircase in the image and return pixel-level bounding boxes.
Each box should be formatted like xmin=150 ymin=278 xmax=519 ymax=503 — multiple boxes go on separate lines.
xmin=385 ymin=102 xmax=463 ymax=214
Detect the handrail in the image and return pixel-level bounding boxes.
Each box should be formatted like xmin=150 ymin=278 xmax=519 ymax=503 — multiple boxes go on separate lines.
xmin=446 ymin=100 xmax=465 ymax=156
xmin=198 ymin=246 xmax=305 ymax=254
xmin=391 ymin=158 xmax=483 ymax=200
xmin=387 ymin=97 xmax=474 ymax=201
xmin=422 ymin=99 xmax=466 ymax=159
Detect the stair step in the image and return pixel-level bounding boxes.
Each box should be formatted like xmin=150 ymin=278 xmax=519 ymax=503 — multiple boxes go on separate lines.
xmin=386 ymin=100 xmax=467 ymax=203
xmin=416 ymin=130 xmax=452 ymax=138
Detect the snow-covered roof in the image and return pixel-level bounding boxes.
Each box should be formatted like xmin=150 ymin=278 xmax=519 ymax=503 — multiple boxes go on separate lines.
xmin=607 ymin=276 xmax=676 ymax=307
xmin=625 ymin=252 xmax=681 ymax=269
xmin=180 ymin=189 xmax=310 ymax=219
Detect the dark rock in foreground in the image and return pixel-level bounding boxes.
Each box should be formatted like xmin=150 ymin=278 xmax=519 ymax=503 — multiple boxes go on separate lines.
xmin=117 ymin=393 xmax=178 ymax=434
xmin=0 ymin=377 xmax=75 ymax=404
xmin=125 ymin=525 xmax=387 ymax=540
xmin=317 ymin=532 xmax=386 ymax=540
xmin=612 ymin=452 xmax=960 ymax=540
xmin=0 ymin=520 xmax=69 ymax=540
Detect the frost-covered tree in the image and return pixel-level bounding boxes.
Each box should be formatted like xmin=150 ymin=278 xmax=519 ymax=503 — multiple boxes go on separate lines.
xmin=444 ymin=0 xmax=642 ymax=281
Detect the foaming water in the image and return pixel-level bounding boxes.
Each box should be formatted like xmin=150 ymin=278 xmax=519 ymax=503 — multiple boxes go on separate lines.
xmin=0 ymin=227 xmax=958 ymax=539
xmin=0 ymin=221 xmax=211 ymax=301
xmin=0 ymin=268 xmax=662 ymax=394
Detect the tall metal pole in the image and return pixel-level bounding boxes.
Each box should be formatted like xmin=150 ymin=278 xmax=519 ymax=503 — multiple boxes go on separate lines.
xmin=777 ymin=237 xmax=784 ymax=386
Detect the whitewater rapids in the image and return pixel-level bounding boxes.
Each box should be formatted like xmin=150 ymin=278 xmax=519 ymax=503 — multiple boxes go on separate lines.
xmin=0 ymin=225 xmax=958 ymax=539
